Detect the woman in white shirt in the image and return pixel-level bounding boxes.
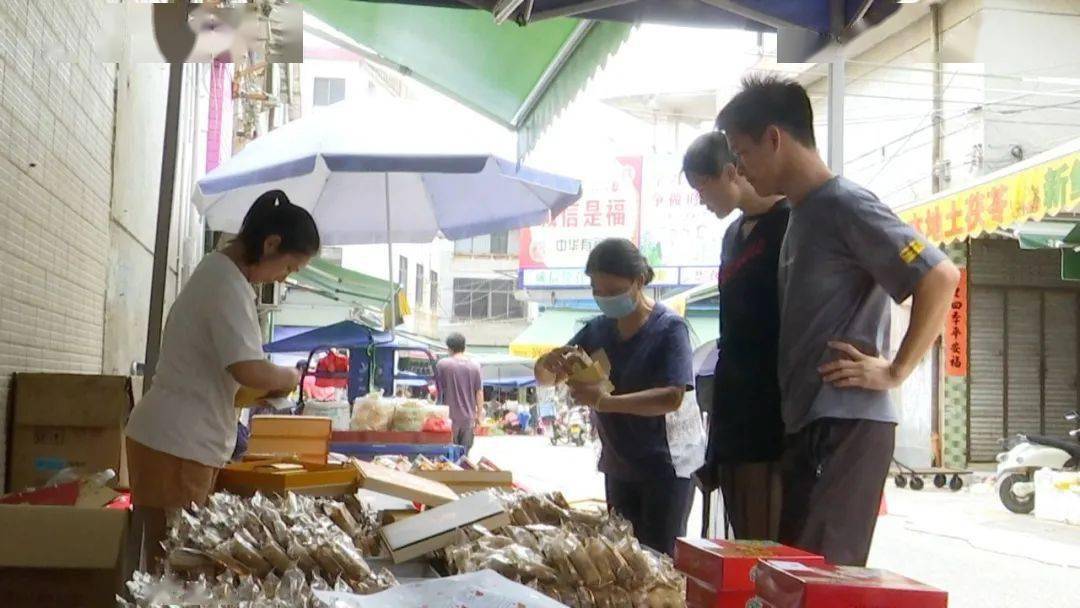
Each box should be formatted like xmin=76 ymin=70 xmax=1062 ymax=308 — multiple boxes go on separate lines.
xmin=125 ymin=189 xmax=320 ymax=569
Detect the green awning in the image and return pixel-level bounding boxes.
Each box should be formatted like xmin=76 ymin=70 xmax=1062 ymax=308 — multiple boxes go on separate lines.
xmin=509 ymin=308 xmax=595 ymax=359
xmin=300 ymin=0 xmax=632 ymax=158
xmin=1064 ymin=250 xmax=1080 ymax=281
xmin=686 ymin=312 xmax=718 ymax=349
xmin=1014 ymin=220 xmax=1080 ymax=250
xmin=289 ymin=257 xmax=398 ymax=307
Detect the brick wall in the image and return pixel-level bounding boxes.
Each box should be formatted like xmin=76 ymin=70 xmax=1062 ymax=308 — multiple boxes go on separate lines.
xmin=0 ymin=0 xmax=117 ymax=484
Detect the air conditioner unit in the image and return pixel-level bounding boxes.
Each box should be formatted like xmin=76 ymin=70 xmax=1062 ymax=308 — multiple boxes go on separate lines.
xmin=259 ymin=282 xmax=282 ymax=307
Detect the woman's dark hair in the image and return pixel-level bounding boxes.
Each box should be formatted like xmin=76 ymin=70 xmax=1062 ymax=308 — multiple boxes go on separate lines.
xmin=682 ymin=131 xmax=737 ymax=177
xmin=236 ymin=190 xmax=321 ymax=264
xmin=585 ymin=238 xmax=655 ymax=285
xmin=716 ymin=74 xmax=816 ymax=148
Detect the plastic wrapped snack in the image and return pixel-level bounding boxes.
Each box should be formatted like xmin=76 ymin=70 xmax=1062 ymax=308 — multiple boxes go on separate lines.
xmin=389 ymin=400 xmax=429 ymax=431
xmin=585 ymin=537 xmax=617 ymax=588
xmin=227 ymin=534 xmax=273 ymax=577
xmin=506 ymin=526 xmax=542 ymax=553
xmin=323 ymin=501 xmax=361 ymax=537
xmin=259 ymin=537 xmax=293 ymax=574
xmin=350 ymin=390 xmax=396 ymax=431
xmin=329 ymin=537 xmax=374 ymax=581
xmin=564 ymin=536 xmax=604 ymax=589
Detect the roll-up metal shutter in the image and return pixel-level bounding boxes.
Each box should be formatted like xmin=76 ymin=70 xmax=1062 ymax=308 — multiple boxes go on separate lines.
xmin=969 ymin=287 xmax=1005 ymax=462
xmin=1005 ymin=291 xmax=1042 ymax=438
xmin=1044 ymin=291 xmax=1080 ymax=437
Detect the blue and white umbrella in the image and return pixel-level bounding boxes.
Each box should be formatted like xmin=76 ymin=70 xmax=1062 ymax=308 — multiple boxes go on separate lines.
xmin=193 ymin=98 xmax=582 ymax=246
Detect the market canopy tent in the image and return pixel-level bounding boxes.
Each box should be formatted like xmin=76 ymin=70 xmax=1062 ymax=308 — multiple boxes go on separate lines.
xmin=301 ymin=0 xmax=909 ymax=157
xmin=263 ymin=320 xmax=393 ymax=353
xmin=194 ymin=98 xmax=583 ymax=246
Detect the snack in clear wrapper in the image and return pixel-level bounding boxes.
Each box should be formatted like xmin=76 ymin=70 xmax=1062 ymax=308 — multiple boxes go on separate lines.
xmin=228 ymin=534 xmax=273 ymax=577
xmin=287 ymin=537 xmax=319 ymax=574
xmin=506 ymin=526 xmax=542 ymax=553
xmin=323 ymin=501 xmax=361 ymax=537
xmin=313 ymin=543 xmax=345 ymax=579
xmin=330 ymin=537 xmax=374 ymax=580
xmin=260 ymin=536 xmax=293 ymax=574
xmin=586 ymin=537 xmax=617 ymax=588
xmin=565 ymin=536 xmax=604 ymax=589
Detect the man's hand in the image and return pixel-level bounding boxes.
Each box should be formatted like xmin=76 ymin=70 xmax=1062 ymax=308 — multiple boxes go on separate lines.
xmin=568 ymin=380 xmax=608 ymax=410
xmin=819 ymin=341 xmax=902 ymax=391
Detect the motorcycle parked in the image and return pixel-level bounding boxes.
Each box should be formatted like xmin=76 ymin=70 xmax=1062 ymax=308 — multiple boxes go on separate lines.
xmin=550 ymin=406 xmax=590 ymax=447
xmin=995 ymin=410 xmax=1080 ymax=514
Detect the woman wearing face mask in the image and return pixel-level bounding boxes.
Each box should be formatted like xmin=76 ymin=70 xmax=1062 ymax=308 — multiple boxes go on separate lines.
xmin=683 ymin=131 xmax=789 ymax=540
xmin=535 ymin=238 xmax=694 ymax=555
xmin=125 ymin=189 xmax=320 ymax=569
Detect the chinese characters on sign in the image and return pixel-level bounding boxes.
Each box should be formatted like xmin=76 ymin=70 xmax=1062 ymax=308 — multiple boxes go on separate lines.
xmin=945 ymin=269 xmax=968 ymax=376
xmin=900 ymin=150 xmax=1080 ymax=245
xmin=639 ymin=153 xmax=732 ymax=279
xmin=518 ymin=157 xmax=643 ymax=286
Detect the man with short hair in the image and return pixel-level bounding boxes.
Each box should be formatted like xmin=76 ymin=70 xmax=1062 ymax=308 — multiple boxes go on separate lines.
xmin=435 ymin=333 xmax=483 ymax=454
xmin=717 ymin=75 xmax=961 ymax=565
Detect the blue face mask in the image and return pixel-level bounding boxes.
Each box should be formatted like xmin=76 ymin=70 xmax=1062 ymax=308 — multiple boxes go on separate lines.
xmin=595 ymin=290 xmax=638 ymax=319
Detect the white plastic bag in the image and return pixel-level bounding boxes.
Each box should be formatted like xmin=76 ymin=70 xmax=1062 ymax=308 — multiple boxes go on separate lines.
xmin=351 ymin=391 xmax=395 ymax=431
xmin=665 ymin=390 xmax=706 ymax=478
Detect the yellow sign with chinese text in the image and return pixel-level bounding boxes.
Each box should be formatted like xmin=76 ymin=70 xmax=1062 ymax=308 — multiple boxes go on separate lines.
xmin=899 ymin=149 xmax=1080 ymax=244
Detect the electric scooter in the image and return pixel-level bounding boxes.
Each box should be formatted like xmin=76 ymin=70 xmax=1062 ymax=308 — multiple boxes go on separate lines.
xmin=995 ymin=410 xmax=1080 ymax=514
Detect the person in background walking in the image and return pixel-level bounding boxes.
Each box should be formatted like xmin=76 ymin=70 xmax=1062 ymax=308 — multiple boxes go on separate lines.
xmin=683 ymin=131 xmax=790 ymax=540
xmin=716 ymin=75 xmax=960 ymax=566
xmin=435 ymin=332 xmax=483 ymax=454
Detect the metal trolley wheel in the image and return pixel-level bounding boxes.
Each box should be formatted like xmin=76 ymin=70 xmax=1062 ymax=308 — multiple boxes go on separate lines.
xmin=894 ymin=474 xmax=908 ymax=489
xmin=949 ymin=474 xmax=964 ymax=491
xmin=933 ymin=474 xmax=948 ymax=488
xmin=909 ymin=475 xmax=925 ymax=491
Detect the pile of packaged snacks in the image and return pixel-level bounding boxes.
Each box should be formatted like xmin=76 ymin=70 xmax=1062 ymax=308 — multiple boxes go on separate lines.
xmin=442 ymin=491 xmax=685 ymax=607
xmin=119 ymin=567 xmax=347 ymax=608
xmin=158 ymin=492 xmax=395 ymax=596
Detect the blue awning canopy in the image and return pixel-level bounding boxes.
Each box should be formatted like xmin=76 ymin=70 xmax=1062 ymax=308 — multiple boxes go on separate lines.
xmin=263 ymin=320 xmax=393 ymax=353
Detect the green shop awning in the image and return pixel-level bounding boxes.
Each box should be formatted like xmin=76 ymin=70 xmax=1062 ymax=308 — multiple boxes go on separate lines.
xmin=1013 ymin=220 xmax=1080 ymax=250
xmin=509 ymin=308 xmax=596 ymax=359
xmin=686 ymin=312 xmax=718 ymax=349
xmin=300 ymin=0 xmax=632 ymax=158
xmin=289 ymin=257 xmax=399 ymax=307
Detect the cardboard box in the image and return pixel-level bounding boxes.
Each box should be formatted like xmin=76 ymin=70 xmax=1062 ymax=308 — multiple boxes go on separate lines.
xmin=217 ymin=460 xmax=357 ymax=496
xmin=0 ymin=503 xmax=129 ymax=608
xmin=675 ymin=539 xmax=824 ymax=592
xmin=7 ymin=373 xmax=133 ymax=493
xmin=412 ymin=469 xmax=514 ymax=493
xmin=379 ymin=490 xmax=510 ymax=563
xmin=247 ymin=415 xmax=332 ymax=464
xmin=354 ymin=460 xmax=458 ymax=506
xmin=754 ymin=560 xmax=948 ymax=608
xmin=685 ymin=575 xmax=755 ymax=608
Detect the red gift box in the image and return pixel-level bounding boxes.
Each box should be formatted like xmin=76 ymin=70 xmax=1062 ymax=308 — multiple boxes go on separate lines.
xmin=685 ymin=575 xmax=756 ymax=608
xmin=754 ymin=560 xmax=948 ymax=608
xmin=675 ymin=539 xmax=825 ymax=591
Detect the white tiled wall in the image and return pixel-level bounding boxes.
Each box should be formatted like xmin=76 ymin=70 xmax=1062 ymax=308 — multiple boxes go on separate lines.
xmin=0 ymin=0 xmax=117 ymax=484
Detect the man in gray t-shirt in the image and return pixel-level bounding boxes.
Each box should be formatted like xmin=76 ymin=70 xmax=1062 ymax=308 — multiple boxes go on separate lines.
xmin=718 ymin=75 xmax=959 ymax=566
xmin=435 ymin=333 xmax=483 ymax=454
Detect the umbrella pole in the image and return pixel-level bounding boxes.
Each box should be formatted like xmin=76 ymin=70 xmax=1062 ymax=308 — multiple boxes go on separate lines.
xmin=385 ymin=173 xmax=396 ymax=338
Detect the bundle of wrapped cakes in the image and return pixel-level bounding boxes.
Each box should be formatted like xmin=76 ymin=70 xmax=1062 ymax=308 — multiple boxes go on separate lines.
xmin=127 ymin=491 xmax=396 ymax=606
xmin=443 ymin=491 xmax=684 ymax=608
